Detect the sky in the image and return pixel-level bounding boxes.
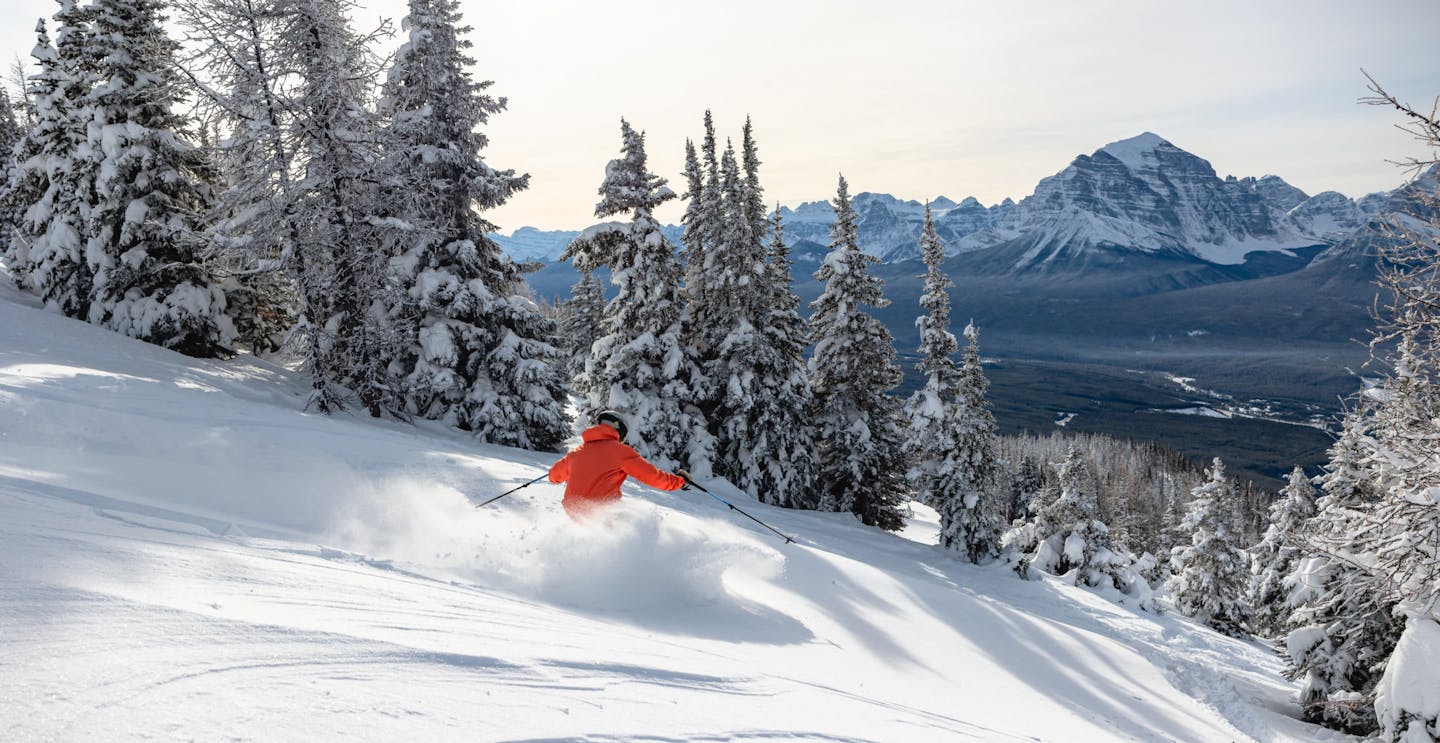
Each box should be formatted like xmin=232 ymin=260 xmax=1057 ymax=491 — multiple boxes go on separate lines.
xmin=2 ymin=0 xmax=1438 ymax=231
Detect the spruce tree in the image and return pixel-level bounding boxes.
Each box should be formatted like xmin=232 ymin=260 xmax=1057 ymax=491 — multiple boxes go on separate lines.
xmin=937 ymin=323 xmax=1003 ymax=562
xmin=704 ymin=138 xmax=777 ymax=490
xmin=1168 ymin=458 xmax=1251 ymax=636
xmin=565 ymin=120 xmax=711 ymax=471
xmin=0 ymin=88 xmax=23 ymax=270
xmin=902 ymin=203 xmax=958 ymax=508
xmin=1282 ymin=409 xmax=1399 ymax=733
xmin=733 ymin=208 xmax=816 ymax=508
xmin=807 ymin=175 xmax=907 ymax=529
xmin=17 ymin=9 xmax=95 ymax=316
xmin=678 ymin=135 xmax=709 ymax=331
xmin=377 ymin=0 xmax=569 ymax=450
xmin=1009 ymin=446 xmax=1129 ymax=586
xmin=562 ymin=268 xmax=605 ymax=393
xmin=82 ymin=0 xmax=231 ymax=356
xmin=739 ymin=118 xmax=767 ymax=253
xmin=680 ymin=111 xmax=723 ymax=388
xmin=1248 ymin=466 xmax=1316 ymax=636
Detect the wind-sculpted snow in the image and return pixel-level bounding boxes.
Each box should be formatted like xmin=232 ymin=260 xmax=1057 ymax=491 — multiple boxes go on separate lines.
xmin=0 ymin=278 xmax=1352 ymax=742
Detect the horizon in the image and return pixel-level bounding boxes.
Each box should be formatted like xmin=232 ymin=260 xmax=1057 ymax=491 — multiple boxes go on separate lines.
xmin=2 ymin=1 xmax=1437 ymax=231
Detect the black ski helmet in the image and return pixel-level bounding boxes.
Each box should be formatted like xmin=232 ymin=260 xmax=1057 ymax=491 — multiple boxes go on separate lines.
xmin=595 ymin=410 xmax=629 ymax=441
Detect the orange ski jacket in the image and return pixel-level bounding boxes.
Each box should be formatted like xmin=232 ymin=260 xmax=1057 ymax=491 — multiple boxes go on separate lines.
xmin=548 ymin=424 xmax=686 ymax=518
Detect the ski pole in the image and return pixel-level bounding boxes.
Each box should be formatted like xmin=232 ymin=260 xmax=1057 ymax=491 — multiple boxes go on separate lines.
xmin=474 ymin=473 xmax=548 ymax=509
xmin=682 ymin=476 xmax=795 ymax=545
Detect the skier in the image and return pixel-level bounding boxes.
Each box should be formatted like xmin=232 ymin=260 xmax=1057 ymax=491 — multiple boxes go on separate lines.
xmin=548 ymin=410 xmax=691 ymax=521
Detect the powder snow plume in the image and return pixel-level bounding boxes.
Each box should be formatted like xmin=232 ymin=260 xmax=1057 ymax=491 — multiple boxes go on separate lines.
xmin=324 ymin=475 xmax=783 ymax=612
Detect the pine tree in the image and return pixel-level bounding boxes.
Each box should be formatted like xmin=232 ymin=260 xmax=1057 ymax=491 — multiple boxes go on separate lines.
xmin=1282 ymin=409 xmax=1400 ymax=734
xmin=1168 ymin=458 xmax=1251 ymax=636
xmin=1008 ymin=446 xmax=1130 ymax=586
xmin=679 ymin=110 xmax=724 ymax=407
xmin=807 ymin=175 xmax=907 ymax=529
xmin=562 ymin=268 xmax=605 ymax=393
xmin=377 ymin=0 xmax=568 ymax=450
xmin=1005 ymin=455 xmax=1045 ymax=525
xmin=731 ymin=208 xmax=815 ymax=508
xmin=902 ymin=203 xmax=958 ymax=508
xmin=0 ymin=87 xmax=24 ymax=270
xmin=1248 ymin=465 xmax=1316 ymax=636
xmin=937 ymin=323 xmax=1003 ymax=562
xmin=82 ymin=0 xmax=231 ymax=356
xmin=565 ymin=120 xmax=711 ymax=471
xmin=739 ymin=118 xmax=767 ymax=246
xmin=16 ymin=9 xmax=95 ymax=315
xmin=703 ymin=135 xmax=783 ymax=492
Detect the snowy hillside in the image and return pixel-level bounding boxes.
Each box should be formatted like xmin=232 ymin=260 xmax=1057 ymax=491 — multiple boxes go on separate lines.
xmin=0 ymin=279 xmax=1349 ymax=742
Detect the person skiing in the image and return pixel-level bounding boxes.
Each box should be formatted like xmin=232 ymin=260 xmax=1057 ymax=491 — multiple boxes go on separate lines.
xmin=548 ymin=410 xmax=691 ymax=521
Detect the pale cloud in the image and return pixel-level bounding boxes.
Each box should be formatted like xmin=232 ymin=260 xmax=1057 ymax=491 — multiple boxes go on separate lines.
xmin=1 ymin=0 xmax=1436 ymax=230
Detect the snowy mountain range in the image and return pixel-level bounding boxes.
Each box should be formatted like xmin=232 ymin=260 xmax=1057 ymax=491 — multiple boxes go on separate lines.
xmin=496 ymin=132 xmax=1388 ymax=271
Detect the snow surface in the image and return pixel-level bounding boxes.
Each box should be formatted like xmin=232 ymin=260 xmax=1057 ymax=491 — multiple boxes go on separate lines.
xmin=0 ymin=277 xmax=1353 ymax=742
xmin=1099 ymin=132 xmax=1169 ymax=173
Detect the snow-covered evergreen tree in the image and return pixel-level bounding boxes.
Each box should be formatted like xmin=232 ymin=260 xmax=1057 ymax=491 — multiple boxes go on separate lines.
xmin=1007 ymin=446 xmax=1131 ymax=587
xmin=902 ymin=203 xmax=958 ymax=508
xmin=0 ymin=87 xmax=23 ymax=269
xmin=701 ymin=134 xmax=788 ymax=492
xmin=377 ymin=0 xmax=569 ymax=450
xmin=680 ymin=111 xmax=724 ymax=370
xmin=937 ymin=323 xmax=1003 ymax=562
xmin=1167 ymin=458 xmax=1251 ymax=636
xmin=807 ymin=175 xmax=907 ymax=530
xmin=565 ymin=120 xmax=711 ymax=471
xmin=82 ymin=0 xmax=231 ymax=356
xmin=1004 ymin=455 xmax=1046 ymax=525
xmin=742 ymin=208 xmax=817 ymax=508
xmin=1282 ymin=409 xmax=1400 ymax=734
xmin=1363 ymin=350 xmax=1440 ymax=740
xmin=16 ymin=9 xmax=95 ymax=315
xmin=0 ymin=89 xmax=20 ymax=162
xmin=1248 ymin=466 xmax=1316 ymax=636
xmin=562 ymin=268 xmax=605 ymax=394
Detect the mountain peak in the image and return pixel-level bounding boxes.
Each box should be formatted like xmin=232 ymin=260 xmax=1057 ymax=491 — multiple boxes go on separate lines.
xmin=1098 ymin=132 xmax=1172 ymax=171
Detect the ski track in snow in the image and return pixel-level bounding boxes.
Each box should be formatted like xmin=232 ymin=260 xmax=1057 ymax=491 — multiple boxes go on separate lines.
xmin=0 ymin=279 xmax=1352 ymax=742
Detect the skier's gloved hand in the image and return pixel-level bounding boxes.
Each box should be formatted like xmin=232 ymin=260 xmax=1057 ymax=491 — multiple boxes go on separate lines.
xmin=676 ymin=469 xmax=693 ymax=488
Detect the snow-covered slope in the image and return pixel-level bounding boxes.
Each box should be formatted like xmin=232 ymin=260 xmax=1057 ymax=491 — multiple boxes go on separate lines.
xmin=0 ymin=280 xmax=1349 ymax=742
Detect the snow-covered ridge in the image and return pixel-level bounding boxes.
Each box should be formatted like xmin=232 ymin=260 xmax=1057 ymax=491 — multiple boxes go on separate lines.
xmin=0 ymin=276 xmax=1340 ymax=742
